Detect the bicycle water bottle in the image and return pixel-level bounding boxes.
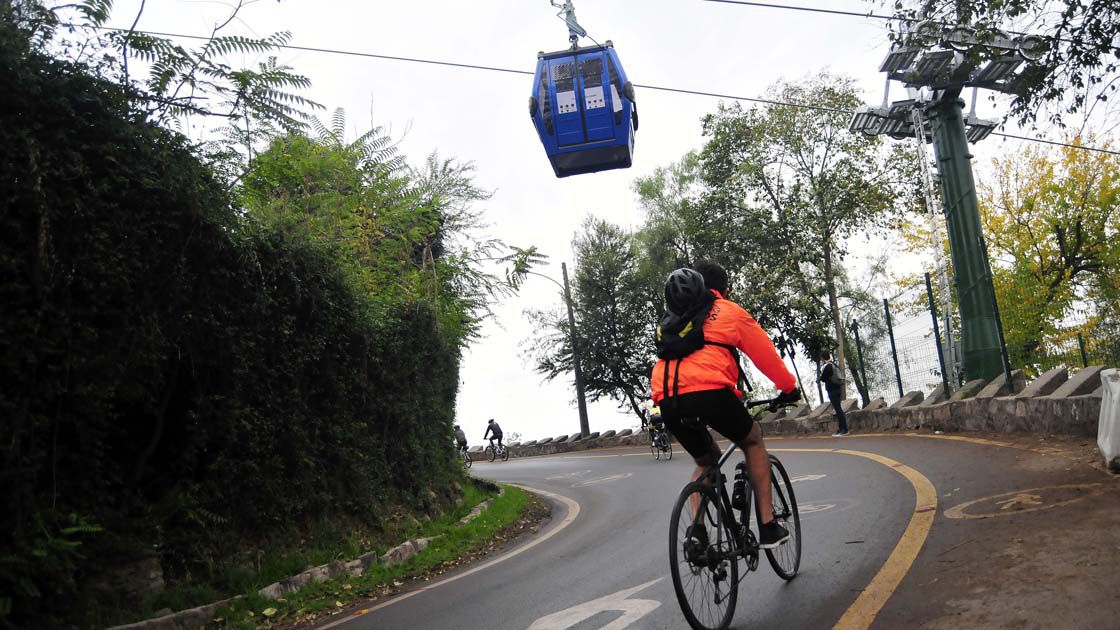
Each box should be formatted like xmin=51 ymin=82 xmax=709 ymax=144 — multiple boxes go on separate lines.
xmin=731 ymin=461 xmax=748 ymax=510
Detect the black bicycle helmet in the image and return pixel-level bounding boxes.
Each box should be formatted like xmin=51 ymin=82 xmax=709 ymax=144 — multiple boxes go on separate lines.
xmin=664 ymin=267 xmax=707 ymax=315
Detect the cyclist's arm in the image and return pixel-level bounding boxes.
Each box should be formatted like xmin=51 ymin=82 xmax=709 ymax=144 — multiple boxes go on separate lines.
xmin=729 ymin=303 xmax=797 ymax=393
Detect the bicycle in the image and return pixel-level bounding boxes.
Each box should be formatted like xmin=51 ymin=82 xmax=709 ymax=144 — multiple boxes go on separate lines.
xmin=459 ymin=444 xmax=472 ymax=468
xmin=650 ymin=424 xmax=673 ymax=461
xmin=668 ymin=397 xmax=802 ymax=630
xmin=484 ymin=441 xmax=510 ymax=462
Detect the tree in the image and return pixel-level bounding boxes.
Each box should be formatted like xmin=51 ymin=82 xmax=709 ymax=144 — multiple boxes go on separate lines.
xmin=978 ymin=137 xmax=1120 ymax=370
xmin=241 ymin=110 xmax=533 ymax=345
xmin=699 ymin=72 xmax=916 ymax=391
xmin=527 ymin=218 xmax=653 ymax=419
xmin=23 ymin=0 xmax=322 ymax=177
xmin=884 ymin=0 xmax=1120 ymax=127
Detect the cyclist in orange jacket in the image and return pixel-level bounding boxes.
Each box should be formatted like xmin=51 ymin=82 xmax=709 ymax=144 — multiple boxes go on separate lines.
xmin=652 ymin=261 xmax=801 ymax=549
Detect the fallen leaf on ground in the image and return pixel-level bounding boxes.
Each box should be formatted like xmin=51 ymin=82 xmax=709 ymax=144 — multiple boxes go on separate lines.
xmin=262 ymin=607 xmax=277 ymax=617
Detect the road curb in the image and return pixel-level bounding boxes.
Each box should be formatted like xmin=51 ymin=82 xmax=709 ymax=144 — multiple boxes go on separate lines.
xmin=108 ymin=485 xmax=506 ymax=630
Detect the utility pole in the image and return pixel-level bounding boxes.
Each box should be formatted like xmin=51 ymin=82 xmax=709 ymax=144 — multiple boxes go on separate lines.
xmin=562 ymin=263 xmax=591 ymax=437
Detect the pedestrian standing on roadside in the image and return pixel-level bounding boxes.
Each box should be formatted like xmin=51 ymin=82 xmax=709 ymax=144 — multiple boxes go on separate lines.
xmin=818 ymin=352 xmax=850 ymax=436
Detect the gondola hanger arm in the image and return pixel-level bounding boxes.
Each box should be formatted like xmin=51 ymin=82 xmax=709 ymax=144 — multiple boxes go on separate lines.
xmin=551 ymin=0 xmax=588 ymax=48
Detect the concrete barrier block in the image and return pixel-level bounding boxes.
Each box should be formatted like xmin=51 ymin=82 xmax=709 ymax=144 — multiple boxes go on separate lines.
xmin=950 ymin=379 xmax=987 ymax=401
xmin=920 ymin=384 xmax=949 ymax=406
xmin=1048 ymin=366 xmax=1107 ymax=398
xmin=521 ymin=440 xmax=537 ymax=446
xmin=600 ymin=430 xmax=617 ymax=438
xmin=468 ymin=445 xmax=484 ymax=453
xmin=617 ymin=429 xmax=633 ymax=437
xmin=789 ymin=403 xmax=812 ymax=418
xmin=807 ymin=402 xmax=832 ymax=418
xmin=890 ymin=390 xmax=924 ymax=408
xmin=759 ymin=410 xmax=783 ymax=423
xmin=863 ymin=398 xmax=886 ymax=411
xmin=840 ymin=399 xmax=859 ymax=412
xmin=1016 ymin=367 xmax=1068 ymax=398
xmin=553 ymin=434 xmax=568 ymax=443
xmin=536 ymin=437 xmax=553 ymax=445
xmin=587 ymin=431 xmax=600 ymax=439
xmin=976 ymin=369 xmax=1027 ymax=398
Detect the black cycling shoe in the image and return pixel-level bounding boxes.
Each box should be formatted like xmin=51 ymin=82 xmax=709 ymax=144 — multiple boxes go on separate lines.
xmin=758 ymin=520 xmax=790 ymax=549
xmin=683 ymin=523 xmax=710 ymax=565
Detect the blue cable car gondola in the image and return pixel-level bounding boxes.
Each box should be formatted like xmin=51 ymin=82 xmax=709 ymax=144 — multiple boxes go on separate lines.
xmin=530 ymin=2 xmax=637 ymax=178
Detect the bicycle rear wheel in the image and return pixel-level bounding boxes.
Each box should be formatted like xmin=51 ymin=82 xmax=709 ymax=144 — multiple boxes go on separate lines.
xmin=670 ymin=481 xmax=739 ymax=630
xmin=486 ymin=446 xmax=496 ymax=462
xmin=463 ymin=450 xmax=472 ymax=468
xmin=665 ymin=437 xmax=673 ymax=461
xmin=764 ymin=455 xmax=801 ymax=580
xmin=501 ymin=446 xmax=510 ymax=462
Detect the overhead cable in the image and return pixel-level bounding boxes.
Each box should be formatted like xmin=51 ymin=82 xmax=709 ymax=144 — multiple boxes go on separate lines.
xmin=93 ymin=26 xmax=1120 ymax=156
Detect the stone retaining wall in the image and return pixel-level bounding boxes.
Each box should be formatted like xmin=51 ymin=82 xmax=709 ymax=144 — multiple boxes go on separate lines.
xmin=507 ymin=366 xmax=1112 ymax=459
xmin=509 ymin=431 xmax=650 ymax=458
xmin=757 ymin=366 xmax=1107 ymax=438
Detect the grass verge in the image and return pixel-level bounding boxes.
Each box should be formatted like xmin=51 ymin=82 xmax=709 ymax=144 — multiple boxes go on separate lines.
xmin=211 ymin=484 xmax=541 ymax=628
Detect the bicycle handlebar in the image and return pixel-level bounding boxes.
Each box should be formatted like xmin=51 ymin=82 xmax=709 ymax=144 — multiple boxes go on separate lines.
xmin=745 ymin=396 xmax=800 ymax=413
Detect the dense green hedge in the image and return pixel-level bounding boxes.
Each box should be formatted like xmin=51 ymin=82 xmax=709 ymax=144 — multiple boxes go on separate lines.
xmin=0 ymin=16 xmax=461 ymax=626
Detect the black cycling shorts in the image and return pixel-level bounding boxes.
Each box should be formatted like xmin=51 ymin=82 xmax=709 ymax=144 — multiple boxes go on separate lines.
xmin=662 ymin=388 xmax=754 ymax=459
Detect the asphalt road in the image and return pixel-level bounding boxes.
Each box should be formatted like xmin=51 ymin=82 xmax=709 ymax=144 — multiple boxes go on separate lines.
xmin=319 ymin=433 xmax=1107 ymax=629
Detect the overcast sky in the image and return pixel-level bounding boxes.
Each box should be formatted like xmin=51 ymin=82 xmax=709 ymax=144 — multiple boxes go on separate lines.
xmin=104 ymin=0 xmax=1051 ymax=443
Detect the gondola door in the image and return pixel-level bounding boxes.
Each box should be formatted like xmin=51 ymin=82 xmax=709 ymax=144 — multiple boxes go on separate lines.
xmin=577 ymin=53 xmax=613 ymax=143
xmin=549 ymin=56 xmax=584 ymax=148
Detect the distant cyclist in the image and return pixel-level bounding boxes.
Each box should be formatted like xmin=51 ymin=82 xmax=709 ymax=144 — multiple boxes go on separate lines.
xmin=483 ymin=419 xmax=504 ymax=450
xmin=652 ymin=261 xmax=801 ymax=549
xmin=454 ymin=424 xmax=468 ymax=452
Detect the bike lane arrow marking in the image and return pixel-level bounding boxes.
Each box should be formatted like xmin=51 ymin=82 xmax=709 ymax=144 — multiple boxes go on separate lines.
xmin=527 ymin=578 xmax=663 ymax=630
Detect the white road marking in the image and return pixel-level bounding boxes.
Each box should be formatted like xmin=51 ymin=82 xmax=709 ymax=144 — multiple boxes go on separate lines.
xmin=527 ymin=578 xmax=663 ymax=630
xmin=572 ymin=472 xmax=633 ymax=488
xmin=316 ymin=485 xmax=580 ymax=629
xmin=546 ymin=470 xmax=592 ymax=480
xmin=797 ymin=502 xmax=837 ymax=514
xmin=790 ymin=474 xmax=827 ymax=484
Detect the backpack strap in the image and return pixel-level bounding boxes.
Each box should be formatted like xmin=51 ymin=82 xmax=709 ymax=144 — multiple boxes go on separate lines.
xmin=705 ymin=342 xmax=751 ymax=392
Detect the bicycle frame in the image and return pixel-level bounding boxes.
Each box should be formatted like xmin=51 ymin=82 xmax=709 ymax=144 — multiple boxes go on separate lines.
xmin=699 ymin=398 xmax=784 ymax=569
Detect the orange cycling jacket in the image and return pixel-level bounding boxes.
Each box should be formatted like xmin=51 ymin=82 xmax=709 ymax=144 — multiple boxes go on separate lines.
xmin=651 ymin=291 xmax=797 ymax=404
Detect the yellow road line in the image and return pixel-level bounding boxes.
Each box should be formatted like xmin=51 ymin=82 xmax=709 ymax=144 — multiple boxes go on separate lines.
xmin=537 ymin=443 xmax=939 ymax=628
xmin=318 ymin=485 xmax=581 ymax=628
xmin=828 ymin=448 xmax=937 ymax=630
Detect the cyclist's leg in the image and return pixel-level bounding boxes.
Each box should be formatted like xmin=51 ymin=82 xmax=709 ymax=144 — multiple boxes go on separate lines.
xmin=686 ymin=437 xmax=721 ymax=520
xmin=736 ymin=422 xmax=776 ymax=524
xmin=696 ymin=389 xmax=779 ymax=524
xmin=663 ymin=396 xmax=722 ymax=521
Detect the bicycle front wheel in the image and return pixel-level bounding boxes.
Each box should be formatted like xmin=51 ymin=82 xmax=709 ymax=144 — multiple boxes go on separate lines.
xmin=486 ymin=446 xmax=496 ymax=462
xmin=670 ymin=481 xmax=739 ymax=630
xmin=764 ymin=455 xmax=802 ymax=580
xmin=464 ymin=450 xmax=472 ymax=468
